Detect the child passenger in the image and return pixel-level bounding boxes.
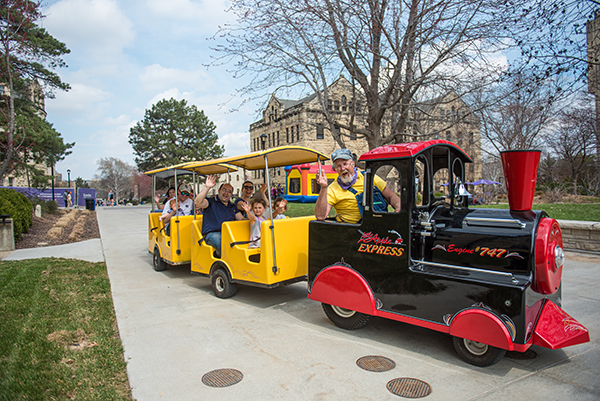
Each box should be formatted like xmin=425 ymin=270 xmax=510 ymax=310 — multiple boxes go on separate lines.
xmin=273 ymin=197 xmax=288 ymax=219
xmin=243 ymin=198 xmax=269 ymax=248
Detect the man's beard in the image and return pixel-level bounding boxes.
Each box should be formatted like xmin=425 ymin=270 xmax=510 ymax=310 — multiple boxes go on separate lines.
xmin=339 ymin=172 xmax=354 ymax=184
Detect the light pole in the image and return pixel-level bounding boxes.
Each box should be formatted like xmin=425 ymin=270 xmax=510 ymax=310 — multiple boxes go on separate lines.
xmin=67 ymin=169 xmax=71 ymax=188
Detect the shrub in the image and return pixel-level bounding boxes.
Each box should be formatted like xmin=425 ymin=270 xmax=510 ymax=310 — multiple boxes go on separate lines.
xmin=0 ymin=188 xmax=33 ymax=241
xmin=32 ymin=197 xmax=59 ymax=215
xmin=0 ymin=197 xmax=22 ymax=241
xmin=543 ymin=188 xmax=564 ymax=204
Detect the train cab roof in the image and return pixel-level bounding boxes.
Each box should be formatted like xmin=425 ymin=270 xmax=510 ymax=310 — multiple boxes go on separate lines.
xmin=358 ymin=140 xmax=472 ymax=163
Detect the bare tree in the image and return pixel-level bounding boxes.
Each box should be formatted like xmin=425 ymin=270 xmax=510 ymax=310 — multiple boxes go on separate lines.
xmin=473 ymin=72 xmax=561 ymax=154
xmin=215 ymin=0 xmax=532 ymax=150
xmin=518 ymin=0 xmax=599 ymax=91
xmin=548 ymin=102 xmax=597 ymax=194
xmin=94 ymin=157 xmax=135 ymax=204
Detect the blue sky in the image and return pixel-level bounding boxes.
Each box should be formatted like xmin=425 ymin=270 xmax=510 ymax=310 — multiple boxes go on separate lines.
xmin=40 ymin=0 xmax=256 ymax=180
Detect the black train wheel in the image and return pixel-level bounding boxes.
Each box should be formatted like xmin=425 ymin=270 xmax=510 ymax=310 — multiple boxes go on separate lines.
xmin=322 ymin=303 xmax=371 ymax=330
xmin=452 ymin=336 xmax=506 ymax=367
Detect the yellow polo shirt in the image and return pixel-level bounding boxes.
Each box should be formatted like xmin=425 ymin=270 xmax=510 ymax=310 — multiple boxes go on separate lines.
xmin=327 ymin=172 xmax=386 ymax=223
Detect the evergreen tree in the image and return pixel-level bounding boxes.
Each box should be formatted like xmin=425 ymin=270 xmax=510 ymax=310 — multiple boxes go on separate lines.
xmin=0 ymin=0 xmax=70 ymax=182
xmin=129 ymin=98 xmax=224 ymax=172
xmin=8 ymin=100 xmax=74 ymax=187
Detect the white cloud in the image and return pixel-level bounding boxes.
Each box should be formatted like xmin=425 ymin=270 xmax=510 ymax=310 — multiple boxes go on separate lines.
xmin=104 ymin=114 xmax=133 ymax=127
xmin=40 ymin=0 xmax=256 ymax=181
xmin=219 ymin=131 xmax=251 ymax=156
xmin=43 ymin=0 xmax=135 ymax=61
xmin=89 ymin=119 xmax=136 ymax=162
xmin=46 ymin=83 xmax=111 ymax=116
xmin=145 ymin=0 xmax=231 ymax=32
xmin=139 ymin=64 xmax=209 ymax=92
xmin=145 ymin=88 xmax=194 ymax=109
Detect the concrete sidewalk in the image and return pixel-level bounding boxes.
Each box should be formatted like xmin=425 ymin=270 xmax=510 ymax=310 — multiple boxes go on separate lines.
xmin=1 ymin=238 xmax=104 ymax=263
xmin=1 ymin=205 xmax=598 ymax=399
xmin=95 ymin=205 xmax=600 ymax=401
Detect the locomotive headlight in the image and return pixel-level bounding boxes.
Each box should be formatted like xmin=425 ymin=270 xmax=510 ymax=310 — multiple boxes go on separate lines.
xmin=535 ymin=218 xmax=564 ymax=294
xmin=554 ymin=245 xmax=565 ymax=271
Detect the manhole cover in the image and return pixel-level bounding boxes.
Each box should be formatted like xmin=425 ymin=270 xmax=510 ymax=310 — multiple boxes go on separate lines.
xmin=356 ymin=355 xmax=396 ymax=372
xmin=506 ymin=349 xmax=537 ymax=360
xmin=201 ymin=368 xmax=243 ymax=388
xmin=387 ymin=378 xmax=432 ymax=398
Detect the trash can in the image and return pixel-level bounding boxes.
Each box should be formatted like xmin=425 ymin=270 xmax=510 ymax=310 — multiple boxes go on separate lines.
xmin=85 ymin=198 xmax=96 ymax=211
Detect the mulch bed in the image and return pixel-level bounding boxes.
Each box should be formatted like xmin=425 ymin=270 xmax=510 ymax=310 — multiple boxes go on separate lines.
xmin=16 ymin=209 xmax=101 ymax=249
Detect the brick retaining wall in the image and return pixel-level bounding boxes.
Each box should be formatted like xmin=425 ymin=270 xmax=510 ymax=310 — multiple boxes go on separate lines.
xmin=558 ymin=220 xmax=600 ymax=253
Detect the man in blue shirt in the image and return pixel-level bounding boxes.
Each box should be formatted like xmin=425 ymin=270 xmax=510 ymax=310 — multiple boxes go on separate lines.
xmin=195 ymin=175 xmax=246 ymax=257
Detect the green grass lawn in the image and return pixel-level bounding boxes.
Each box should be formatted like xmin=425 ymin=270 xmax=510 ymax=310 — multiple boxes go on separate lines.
xmin=0 ymin=258 xmax=132 ymax=400
xmin=287 ymin=201 xmax=600 ymax=221
xmin=286 ymin=202 xmax=318 ymax=218
xmin=473 ymin=203 xmax=600 ymax=221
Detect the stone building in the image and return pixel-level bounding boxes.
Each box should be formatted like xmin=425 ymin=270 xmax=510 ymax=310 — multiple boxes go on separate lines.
xmin=249 ymin=76 xmax=481 ymax=187
xmin=408 ymin=91 xmax=482 ymax=184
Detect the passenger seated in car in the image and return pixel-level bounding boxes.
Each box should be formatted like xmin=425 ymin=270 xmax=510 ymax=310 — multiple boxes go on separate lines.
xmin=273 ymin=197 xmax=288 ymax=219
xmin=235 ymin=182 xmax=269 ymax=218
xmin=155 ymin=187 xmax=175 ymax=210
xmin=195 ymin=175 xmax=246 ymax=257
xmin=160 ymin=183 xmax=194 ymax=236
xmin=242 ymin=198 xmax=269 ymax=248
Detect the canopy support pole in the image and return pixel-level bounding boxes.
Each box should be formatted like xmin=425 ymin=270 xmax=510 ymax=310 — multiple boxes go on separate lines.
xmin=152 ymin=175 xmax=156 ymax=212
xmin=174 ymin=170 xmax=181 ymax=256
xmin=193 ymin=171 xmax=197 ymax=220
xmin=264 ymin=155 xmax=278 ymax=274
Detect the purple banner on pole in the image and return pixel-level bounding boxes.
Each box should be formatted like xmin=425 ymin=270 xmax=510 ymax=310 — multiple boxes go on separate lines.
xmin=1 ymin=186 xmax=96 ymax=208
xmin=78 ymin=188 xmax=96 ymax=207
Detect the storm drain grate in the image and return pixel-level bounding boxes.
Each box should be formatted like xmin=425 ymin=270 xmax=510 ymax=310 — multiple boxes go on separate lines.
xmin=506 ymin=349 xmax=537 ymax=360
xmin=386 ymin=377 xmax=432 ymax=398
xmin=356 ymin=355 xmax=396 ymax=372
xmin=201 ymin=368 xmax=243 ymax=388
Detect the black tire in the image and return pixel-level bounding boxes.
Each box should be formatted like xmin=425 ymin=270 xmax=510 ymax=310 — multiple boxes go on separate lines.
xmin=153 ymin=246 xmax=167 ymax=271
xmin=452 ymin=336 xmax=506 ymax=367
xmin=322 ymin=303 xmax=371 ymax=330
xmin=211 ymin=268 xmax=237 ymax=298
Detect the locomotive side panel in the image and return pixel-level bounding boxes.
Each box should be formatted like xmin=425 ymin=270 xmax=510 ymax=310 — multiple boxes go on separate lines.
xmin=308 ymin=215 xmax=532 ymax=344
xmin=425 ymin=208 xmax=540 ymax=273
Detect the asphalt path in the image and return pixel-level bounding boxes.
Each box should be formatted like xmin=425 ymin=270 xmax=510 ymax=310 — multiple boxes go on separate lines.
xmin=96 ymin=205 xmax=599 ymax=401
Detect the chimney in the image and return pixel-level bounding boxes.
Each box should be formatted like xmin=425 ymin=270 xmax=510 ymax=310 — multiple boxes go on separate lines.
xmin=500 ymin=150 xmax=541 ymax=211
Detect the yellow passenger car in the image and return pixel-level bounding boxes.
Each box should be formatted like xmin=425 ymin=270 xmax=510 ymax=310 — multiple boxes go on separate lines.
xmin=146 ymin=162 xmax=237 ymax=271
xmin=147 ymin=146 xmax=328 ymax=298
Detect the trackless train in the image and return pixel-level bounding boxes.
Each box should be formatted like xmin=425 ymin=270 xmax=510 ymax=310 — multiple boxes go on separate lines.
xmin=147 ymin=141 xmax=589 ymax=367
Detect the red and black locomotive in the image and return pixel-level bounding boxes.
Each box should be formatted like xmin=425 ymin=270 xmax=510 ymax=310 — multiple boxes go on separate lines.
xmin=307 ymin=140 xmax=589 ymax=366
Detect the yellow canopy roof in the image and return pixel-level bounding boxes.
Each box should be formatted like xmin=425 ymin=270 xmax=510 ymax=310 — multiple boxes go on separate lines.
xmin=144 ymin=162 xmax=238 ymax=179
xmin=185 ymin=146 xmax=329 ymax=171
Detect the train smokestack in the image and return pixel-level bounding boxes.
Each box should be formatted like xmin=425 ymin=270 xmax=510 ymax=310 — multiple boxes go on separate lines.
xmin=500 ymin=150 xmax=541 ymax=211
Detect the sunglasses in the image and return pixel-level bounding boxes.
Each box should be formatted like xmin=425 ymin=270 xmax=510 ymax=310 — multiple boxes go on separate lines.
xmin=180 ymin=192 xmax=190 ymax=196
xmin=243 ymin=186 xmax=253 ymax=190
